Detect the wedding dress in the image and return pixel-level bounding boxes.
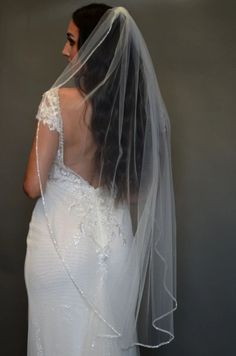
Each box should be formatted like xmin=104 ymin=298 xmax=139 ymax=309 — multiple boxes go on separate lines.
xmin=25 ymin=6 xmax=177 ymax=356
xmin=25 ymin=87 xmax=140 ymax=356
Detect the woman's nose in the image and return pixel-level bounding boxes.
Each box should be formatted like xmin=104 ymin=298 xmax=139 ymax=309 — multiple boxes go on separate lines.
xmin=62 ymin=43 xmax=70 ymax=57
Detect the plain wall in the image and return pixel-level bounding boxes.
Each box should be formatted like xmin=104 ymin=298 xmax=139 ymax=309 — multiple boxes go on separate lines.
xmin=0 ymin=0 xmax=235 ymax=355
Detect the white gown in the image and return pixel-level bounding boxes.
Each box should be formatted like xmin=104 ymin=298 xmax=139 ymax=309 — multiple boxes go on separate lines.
xmin=24 ymin=88 xmax=140 ymax=356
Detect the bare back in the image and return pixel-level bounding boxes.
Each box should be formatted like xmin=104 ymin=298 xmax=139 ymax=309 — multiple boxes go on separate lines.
xmin=58 ymin=88 xmax=98 ymax=185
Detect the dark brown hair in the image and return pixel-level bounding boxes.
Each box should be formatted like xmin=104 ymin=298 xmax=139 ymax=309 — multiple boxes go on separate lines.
xmin=72 ymin=4 xmax=146 ymax=202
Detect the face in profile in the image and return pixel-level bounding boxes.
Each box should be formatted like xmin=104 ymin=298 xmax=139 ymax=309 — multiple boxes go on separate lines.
xmin=62 ymin=20 xmax=79 ymax=62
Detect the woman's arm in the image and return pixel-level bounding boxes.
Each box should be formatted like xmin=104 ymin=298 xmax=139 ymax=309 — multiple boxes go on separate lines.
xmin=23 ymin=122 xmax=59 ymax=199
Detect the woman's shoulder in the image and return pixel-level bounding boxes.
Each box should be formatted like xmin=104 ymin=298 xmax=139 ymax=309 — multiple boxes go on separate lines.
xmin=58 ymin=87 xmax=84 ymax=106
xmin=42 ymin=87 xmax=85 ymax=111
xmin=57 ymin=88 xmax=91 ymax=128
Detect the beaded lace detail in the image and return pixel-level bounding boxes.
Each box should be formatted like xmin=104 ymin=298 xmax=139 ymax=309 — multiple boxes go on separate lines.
xmin=35 ymin=87 xmax=129 ymax=337
xmin=36 ymin=88 xmax=62 ymax=133
xmin=36 ymin=88 xmax=128 ymax=247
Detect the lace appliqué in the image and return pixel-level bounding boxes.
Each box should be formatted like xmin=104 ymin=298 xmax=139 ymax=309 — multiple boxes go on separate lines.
xmin=36 ymin=88 xmax=61 ymax=133
xmin=58 ymin=178 xmax=128 ymax=284
xmin=36 ymin=89 xmax=123 ymax=338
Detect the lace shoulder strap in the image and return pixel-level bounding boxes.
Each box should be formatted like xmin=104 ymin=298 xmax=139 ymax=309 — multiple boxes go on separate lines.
xmin=35 ymin=87 xmax=62 ymax=133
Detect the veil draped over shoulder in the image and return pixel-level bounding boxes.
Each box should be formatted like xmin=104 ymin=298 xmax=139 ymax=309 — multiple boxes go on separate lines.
xmin=36 ymin=6 xmax=177 ymax=351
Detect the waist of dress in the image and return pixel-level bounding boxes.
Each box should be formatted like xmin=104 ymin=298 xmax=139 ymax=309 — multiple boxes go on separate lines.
xmin=48 ymin=162 xmax=100 ymax=192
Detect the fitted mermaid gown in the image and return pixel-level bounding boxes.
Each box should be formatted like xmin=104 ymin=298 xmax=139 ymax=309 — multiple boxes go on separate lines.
xmin=24 ymin=88 xmax=140 ymax=356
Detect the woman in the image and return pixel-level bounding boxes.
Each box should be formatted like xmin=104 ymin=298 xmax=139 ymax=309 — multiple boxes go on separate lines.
xmin=24 ymin=4 xmax=177 ymax=356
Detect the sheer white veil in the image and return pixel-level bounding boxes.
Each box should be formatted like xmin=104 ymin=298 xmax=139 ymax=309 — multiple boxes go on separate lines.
xmin=36 ymin=5 xmax=177 ymax=350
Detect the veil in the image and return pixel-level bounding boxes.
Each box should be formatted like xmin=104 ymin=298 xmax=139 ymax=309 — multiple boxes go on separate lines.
xmin=36 ymin=6 xmax=177 ymax=351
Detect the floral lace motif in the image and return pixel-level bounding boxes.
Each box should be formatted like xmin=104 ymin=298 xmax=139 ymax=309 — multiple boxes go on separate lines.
xmin=38 ymin=88 xmax=129 ymax=287
xmin=36 ymin=88 xmax=62 ymax=133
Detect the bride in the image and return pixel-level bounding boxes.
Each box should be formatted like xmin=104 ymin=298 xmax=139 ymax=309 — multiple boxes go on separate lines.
xmin=23 ymin=3 xmax=177 ymax=356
